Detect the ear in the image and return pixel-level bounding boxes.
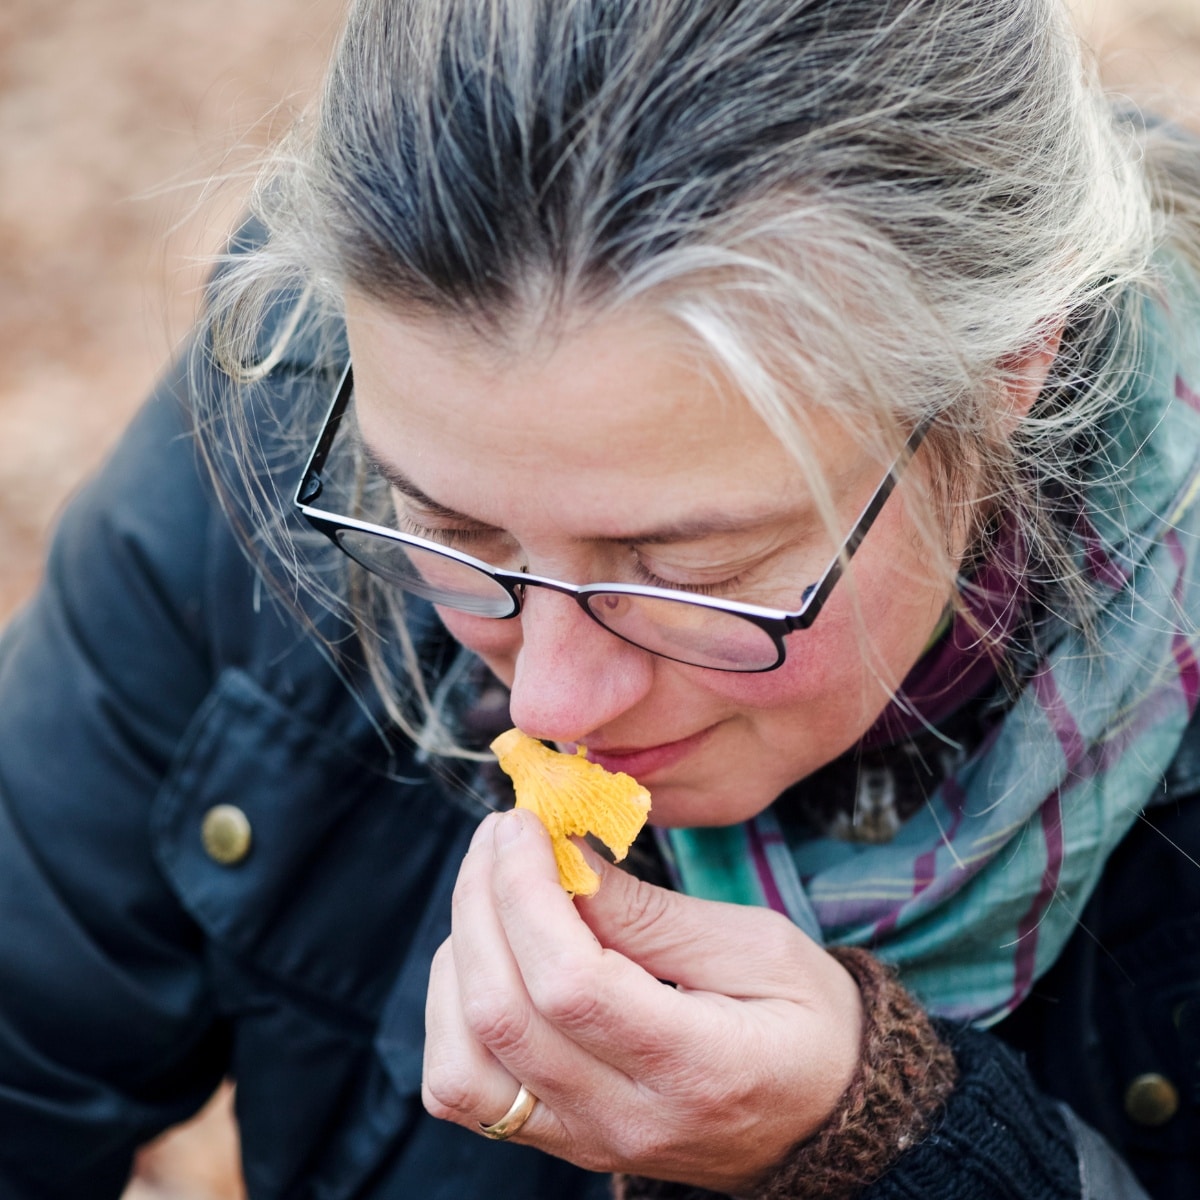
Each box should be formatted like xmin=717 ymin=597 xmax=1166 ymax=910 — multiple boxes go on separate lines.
xmin=998 ymin=324 xmax=1064 ymax=432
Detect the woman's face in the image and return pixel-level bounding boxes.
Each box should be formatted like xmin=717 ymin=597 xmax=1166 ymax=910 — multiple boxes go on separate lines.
xmin=345 ymin=295 xmax=953 ymax=827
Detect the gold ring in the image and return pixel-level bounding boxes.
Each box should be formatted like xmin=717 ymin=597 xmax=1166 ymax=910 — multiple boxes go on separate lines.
xmin=478 ymin=1083 xmax=538 ymax=1141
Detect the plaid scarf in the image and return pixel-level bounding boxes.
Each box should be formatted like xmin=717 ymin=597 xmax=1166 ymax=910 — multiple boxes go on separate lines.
xmin=661 ymin=269 xmax=1200 ymax=1024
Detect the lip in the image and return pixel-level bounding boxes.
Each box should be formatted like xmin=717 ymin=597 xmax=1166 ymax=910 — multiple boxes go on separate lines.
xmin=583 ymin=723 xmax=718 ymax=781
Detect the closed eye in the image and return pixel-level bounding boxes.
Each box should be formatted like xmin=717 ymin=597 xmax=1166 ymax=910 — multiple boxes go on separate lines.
xmin=628 ymin=555 xmax=746 ymax=598
xmin=394 ymin=512 xmax=503 ymax=549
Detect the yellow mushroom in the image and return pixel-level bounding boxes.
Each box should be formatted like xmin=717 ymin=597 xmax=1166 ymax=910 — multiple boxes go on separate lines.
xmin=490 ymin=727 xmax=652 ymax=896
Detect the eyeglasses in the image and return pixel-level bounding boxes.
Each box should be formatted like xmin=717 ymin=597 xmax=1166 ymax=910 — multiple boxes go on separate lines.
xmin=296 ymin=364 xmax=930 ymax=672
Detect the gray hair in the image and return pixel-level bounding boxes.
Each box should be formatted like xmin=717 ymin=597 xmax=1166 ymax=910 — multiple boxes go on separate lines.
xmin=199 ymin=0 xmax=1198 ymax=749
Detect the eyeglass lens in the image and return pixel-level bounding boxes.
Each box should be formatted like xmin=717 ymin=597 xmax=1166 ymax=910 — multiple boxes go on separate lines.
xmin=583 ymin=591 xmax=780 ymax=670
xmin=335 ymin=529 xmax=516 ymax=616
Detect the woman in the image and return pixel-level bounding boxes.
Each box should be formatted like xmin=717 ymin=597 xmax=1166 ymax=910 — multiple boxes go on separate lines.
xmin=2 ymin=0 xmax=1198 ymax=1196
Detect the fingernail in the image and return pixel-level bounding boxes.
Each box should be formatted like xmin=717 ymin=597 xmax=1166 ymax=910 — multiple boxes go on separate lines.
xmin=495 ymin=809 xmax=526 ymax=847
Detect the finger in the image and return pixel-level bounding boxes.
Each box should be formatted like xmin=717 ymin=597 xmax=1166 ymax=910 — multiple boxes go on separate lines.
xmin=423 ymin=936 xmax=525 ymax=1129
xmin=573 ymin=844 xmax=831 ymax=1002
xmin=448 ymin=814 xmax=539 ymax=1061
xmin=489 ymin=809 xmax=714 ymax=1078
xmin=449 ymin=811 xmax=631 ymax=1108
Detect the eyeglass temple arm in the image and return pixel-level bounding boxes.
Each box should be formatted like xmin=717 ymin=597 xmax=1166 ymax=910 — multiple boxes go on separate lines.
xmin=295 ymin=363 xmax=356 ymax=508
xmin=785 ymin=417 xmax=934 ymax=631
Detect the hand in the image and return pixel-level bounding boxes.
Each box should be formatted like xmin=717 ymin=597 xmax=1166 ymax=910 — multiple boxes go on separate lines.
xmin=422 ymin=809 xmax=863 ymax=1194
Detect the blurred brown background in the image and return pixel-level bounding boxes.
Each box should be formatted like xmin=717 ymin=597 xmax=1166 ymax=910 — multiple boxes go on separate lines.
xmin=0 ymin=0 xmax=347 ymax=621
xmin=0 ymin=1 xmax=1198 ymax=1197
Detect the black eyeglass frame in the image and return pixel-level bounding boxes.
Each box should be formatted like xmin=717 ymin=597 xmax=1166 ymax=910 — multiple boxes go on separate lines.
xmin=295 ymin=363 xmax=931 ymax=672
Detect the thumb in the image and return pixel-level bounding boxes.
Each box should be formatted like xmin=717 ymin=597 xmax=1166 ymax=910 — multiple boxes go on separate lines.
xmin=575 ymin=846 xmax=821 ymax=999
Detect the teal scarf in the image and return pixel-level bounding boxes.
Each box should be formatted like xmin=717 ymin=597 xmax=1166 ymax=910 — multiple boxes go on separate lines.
xmin=663 ymin=266 xmax=1200 ymax=1025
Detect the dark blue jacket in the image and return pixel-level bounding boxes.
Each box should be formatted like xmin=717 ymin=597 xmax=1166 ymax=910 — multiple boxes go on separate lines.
xmin=0 ymin=345 xmax=1195 ymax=1198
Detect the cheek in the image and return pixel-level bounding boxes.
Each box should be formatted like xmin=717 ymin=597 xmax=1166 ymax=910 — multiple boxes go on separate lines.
xmin=434 ymin=608 xmax=522 ymax=680
xmin=695 ymin=615 xmax=904 ymax=753
xmin=688 ymin=628 xmax=861 ymax=712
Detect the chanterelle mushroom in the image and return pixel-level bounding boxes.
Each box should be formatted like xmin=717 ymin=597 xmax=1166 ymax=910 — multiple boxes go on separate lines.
xmin=490 ymin=728 xmax=652 ymax=896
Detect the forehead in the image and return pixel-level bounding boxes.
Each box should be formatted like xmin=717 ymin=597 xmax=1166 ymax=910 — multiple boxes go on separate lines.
xmin=342 ymin=294 xmax=867 ymax=533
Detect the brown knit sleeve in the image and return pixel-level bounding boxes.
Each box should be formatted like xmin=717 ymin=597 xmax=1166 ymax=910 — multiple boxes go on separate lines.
xmin=612 ymin=946 xmax=958 ymax=1200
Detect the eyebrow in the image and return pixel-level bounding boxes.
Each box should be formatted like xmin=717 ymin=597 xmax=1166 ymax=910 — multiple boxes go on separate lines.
xmin=359 ymin=438 xmax=483 ymax=523
xmin=359 ymin=437 xmax=804 ymax=545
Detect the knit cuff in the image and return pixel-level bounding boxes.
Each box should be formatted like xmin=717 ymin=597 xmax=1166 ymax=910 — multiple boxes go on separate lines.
xmin=613 ymin=946 xmax=957 ymax=1200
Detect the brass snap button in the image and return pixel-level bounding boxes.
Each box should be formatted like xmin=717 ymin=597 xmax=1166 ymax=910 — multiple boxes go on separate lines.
xmin=201 ymin=804 xmax=253 ymax=866
xmin=1123 ymin=1073 xmax=1179 ymax=1127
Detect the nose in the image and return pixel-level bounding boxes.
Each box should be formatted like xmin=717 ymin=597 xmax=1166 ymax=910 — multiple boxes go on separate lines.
xmin=505 ymin=583 xmax=656 ymax=744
